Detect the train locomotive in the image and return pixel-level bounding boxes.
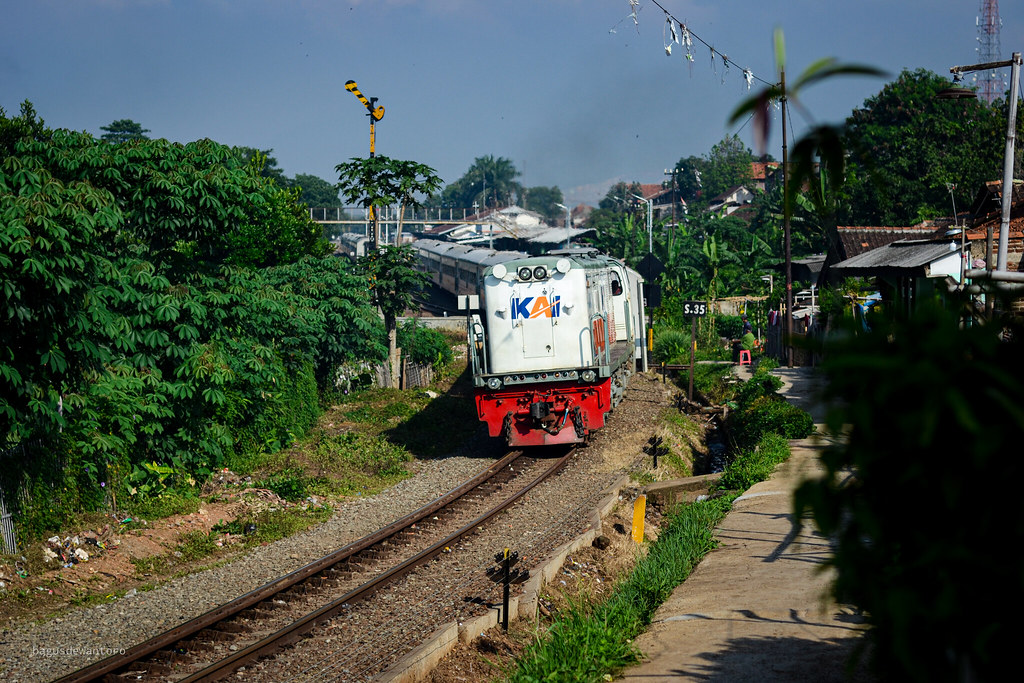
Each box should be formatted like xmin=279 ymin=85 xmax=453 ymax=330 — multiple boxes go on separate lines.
xmin=462 ymin=247 xmax=646 ymax=447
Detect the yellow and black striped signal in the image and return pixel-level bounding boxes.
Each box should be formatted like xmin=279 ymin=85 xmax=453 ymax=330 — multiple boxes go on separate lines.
xmin=345 ymin=80 xmax=385 ymax=121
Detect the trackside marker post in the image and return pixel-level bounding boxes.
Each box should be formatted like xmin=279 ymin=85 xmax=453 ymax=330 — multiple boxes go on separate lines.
xmin=487 ymin=548 xmax=529 ymax=632
xmin=632 ymin=495 xmax=646 ymax=544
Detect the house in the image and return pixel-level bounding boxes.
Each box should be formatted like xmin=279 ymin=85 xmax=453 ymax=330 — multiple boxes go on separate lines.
xmin=708 ymin=185 xmax=756 ymax=216
xmin=830 ymin=237 xmax=966 ymax=317
xmin=750 ymin=161 xmax=781 ymax=193
xmin=967 ymin=178 xmax=1024 ymax=273
xmin=637 ymin=183 xmax=687 ymax=223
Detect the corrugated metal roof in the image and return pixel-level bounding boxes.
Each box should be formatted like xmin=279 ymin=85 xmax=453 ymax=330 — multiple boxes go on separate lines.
xmin=832 ymin=239 xmax=959 ymax=273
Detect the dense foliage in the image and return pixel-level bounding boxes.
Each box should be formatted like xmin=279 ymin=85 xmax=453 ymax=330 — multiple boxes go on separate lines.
xmin=795 ymin=303 xmax=1024 ymax=681
xmin=838 ymin=69 xmax=1015 ymax=227
xmin=430 ymin=154 xmax=522 ymax=210
xmin=1 ymin=102 xmax=383 ymax=534
xmin=396 ymin=319 xmax=454 ymax=370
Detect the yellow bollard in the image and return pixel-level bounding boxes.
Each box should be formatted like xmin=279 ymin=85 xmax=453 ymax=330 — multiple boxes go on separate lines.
xmin=631 ymin=494 xmax=646 ymax=544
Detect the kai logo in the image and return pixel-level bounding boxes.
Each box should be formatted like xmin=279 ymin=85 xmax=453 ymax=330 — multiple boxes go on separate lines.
xmin=511 ymin=296 xmax=561 ymax=320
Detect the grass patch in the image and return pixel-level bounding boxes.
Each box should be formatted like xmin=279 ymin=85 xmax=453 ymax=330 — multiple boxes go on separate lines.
xmin=508 ymin=496 xmax=734 ymax=682
xmin=177 ymin=529 xmax=219 ymax=562
xmin=124 ymin=489 xmax=200 ymax=520
xmin=629 ymin=409 xmax=699 ymax=485
xmin=716 ymin=432 xmax=792 ymax=491
xmin=244 ymin=506 xmax=333 ymax=545
xmin=127 ymin=505 xmax=333 ymax=582
xmin=130 ymin=555 xmax=170 ymax=577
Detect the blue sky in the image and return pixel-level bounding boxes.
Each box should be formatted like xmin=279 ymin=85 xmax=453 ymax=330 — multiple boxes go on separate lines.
xmin=3 ymin=0 xmax=1022 ymax=205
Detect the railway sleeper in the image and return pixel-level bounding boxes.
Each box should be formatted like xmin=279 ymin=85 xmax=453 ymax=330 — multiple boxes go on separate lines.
xmin=177 ymin=637 xmax=216 ymax=654
xmin=107 ymin=668 xmax=153 ymax=682
xmin=140 ymin=658 xmax=175 ymax=676
xmin=278 ymin=587 xmax=306 ymax=601
xmin=197 ymin=627 xmax=234 ymax=642
xmin=324 ymin=567 xmax=355 ymax=579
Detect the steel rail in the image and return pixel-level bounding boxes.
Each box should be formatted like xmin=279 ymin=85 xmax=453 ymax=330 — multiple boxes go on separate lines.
xmin=179 ymin=449 xmax=573 ymax=682
xmin=55 ymin=450 xmax=526 ymax=683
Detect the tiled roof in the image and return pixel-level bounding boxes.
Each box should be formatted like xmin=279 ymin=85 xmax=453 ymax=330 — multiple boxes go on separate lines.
xmin=639 ymin=183 xmax=666 ymax=200
xmin=750 ymin=161 xmax=780 ymax=180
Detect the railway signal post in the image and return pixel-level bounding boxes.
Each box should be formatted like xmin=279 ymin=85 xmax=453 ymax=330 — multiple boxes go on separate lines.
xmin=345 ymin=79 xmax=386 ymax=246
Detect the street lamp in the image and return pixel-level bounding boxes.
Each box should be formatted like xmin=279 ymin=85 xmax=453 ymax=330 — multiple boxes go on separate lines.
xmin=555 ymin=202 xmax=572 ymax=249
xmin=943 ymin=52 xmax=1021 ymax=274
xmin=631 ymin=193 xmax=654 ymax=253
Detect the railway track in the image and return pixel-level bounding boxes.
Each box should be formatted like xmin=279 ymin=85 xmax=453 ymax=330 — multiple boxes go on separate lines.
xmin=56 ymin=449 xmax=573 ymax=682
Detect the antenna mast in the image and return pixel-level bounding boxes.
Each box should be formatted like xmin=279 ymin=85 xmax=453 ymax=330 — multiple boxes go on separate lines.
xmin=975 ymin=0 xmax=1005 ymax=105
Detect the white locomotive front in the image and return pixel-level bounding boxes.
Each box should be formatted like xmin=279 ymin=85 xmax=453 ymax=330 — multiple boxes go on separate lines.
xmin=467 ymin=248 xmax=645 ymax=446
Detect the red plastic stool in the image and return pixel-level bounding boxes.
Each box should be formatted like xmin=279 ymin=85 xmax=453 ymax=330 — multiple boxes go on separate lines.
xmin=738 ymin=349 xmax=752 ymax=365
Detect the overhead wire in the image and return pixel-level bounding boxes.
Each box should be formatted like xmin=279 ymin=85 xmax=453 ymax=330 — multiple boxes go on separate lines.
xmin=643 ymin=0 xmax=779 ymax=89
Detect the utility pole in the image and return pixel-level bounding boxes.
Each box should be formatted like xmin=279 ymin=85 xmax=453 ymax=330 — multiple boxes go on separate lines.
xmin=781 ymin=69 xmax=794 ymax=368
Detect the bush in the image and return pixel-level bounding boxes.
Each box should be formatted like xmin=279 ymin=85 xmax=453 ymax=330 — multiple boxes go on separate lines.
xmin=255 ymin=471 xmax=308 ymax=502
xmin=795 ymin=302 xmax=1024 ymax=681
xmin=728 ymin=395 xmax=814 ymax=452
xmin=731 ymin=366 xmax=783 ymax=408
xmin=717 ymin=433 xmax=790 ymax=491
xmin=652 ymin=328 xmax=692 ymax=364
xmin=716 ymin=314 xmax=744 ymax=339
xmin=398 ymin=319 xmax=454 ymax=370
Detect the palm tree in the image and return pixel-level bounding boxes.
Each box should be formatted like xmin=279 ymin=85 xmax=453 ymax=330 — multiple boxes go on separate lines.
xmin=467 ymin=155 xmax=522 ymax=209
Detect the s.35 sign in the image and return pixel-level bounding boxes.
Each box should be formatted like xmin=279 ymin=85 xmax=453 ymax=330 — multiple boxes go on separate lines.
xmin=682 ymin=301 xmax=708 ymax=317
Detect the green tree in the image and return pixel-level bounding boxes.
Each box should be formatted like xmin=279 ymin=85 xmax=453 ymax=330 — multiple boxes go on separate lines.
xmin=590 ymin=213 xmax=646 ymax=268
xmin=837 ymin=68 xmax=1012 ymax=226
xmin=2 ymin=103 xmax=121 ymax=442
xmin=233 ymin=146 xmax=290 ymax=187
xmin=465 ymin=155 xmax=522 ymax=209
xmin=522 ymin=185 xmax=565 ymax=224
xmin=2 ymin=101 xmax=371 ymax=457
xmin=356 ymin=245 xmax=429 ymax=387
xmin=598 ymin=181 xmax=643 ymax=211
xmin=701 ymin=134 xmax=755 ymax=201
xmin=226 ymin=184 xmax=332 ymax=268
xmin=669 ymin=155 xmax=709 ymax=204
xmin=335 ymin=155 xmax=442 ymax=247
xmin=335 ymin=154 xmax=441 ymax=386
xmin=293 ymin=173 xmax=342 ymax=207
xmin=731 ymin=29 xmax=884 ymax=224
xmin=99 ymin=118 xmax=150 ymax=143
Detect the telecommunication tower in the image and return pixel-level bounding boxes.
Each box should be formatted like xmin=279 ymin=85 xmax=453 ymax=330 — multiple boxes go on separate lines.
xmin=975 ymin=0 xmax=1005 ymax=104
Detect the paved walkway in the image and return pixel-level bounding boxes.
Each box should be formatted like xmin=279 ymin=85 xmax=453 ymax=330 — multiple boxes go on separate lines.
xmin=620 ymin=366 xmax=875 ymax=682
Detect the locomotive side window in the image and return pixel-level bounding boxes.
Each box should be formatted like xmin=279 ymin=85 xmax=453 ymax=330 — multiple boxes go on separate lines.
xmin=611 ymin=279 xmax=622 ymax=296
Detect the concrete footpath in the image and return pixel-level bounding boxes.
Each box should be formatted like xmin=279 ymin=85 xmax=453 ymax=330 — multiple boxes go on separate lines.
xmin=620 ymin=366 xmax=875 ymax=682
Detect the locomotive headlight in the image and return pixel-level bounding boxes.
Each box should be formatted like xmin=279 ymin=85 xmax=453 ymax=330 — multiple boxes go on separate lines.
xmin=492 ymin=263 xmax=507 ymax=280
xmin=532 ymin=266 xmax=547 ymax=280
xmin=581 ymin=370 xmax=597 ymax=382
xmin=517 ymin=266 xmax=533 ymax=281
xmin=487 ymin=377 xmax=502 ymax=390
xmin=555 ymin=258 xmax=571 ymax=274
